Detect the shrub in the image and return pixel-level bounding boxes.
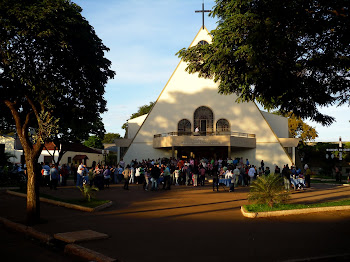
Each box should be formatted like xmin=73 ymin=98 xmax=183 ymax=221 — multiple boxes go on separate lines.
xmin=248 ymin=174 xmax=290 ymax=208
xmin=78 ymin=184 xmax=99 ymax=202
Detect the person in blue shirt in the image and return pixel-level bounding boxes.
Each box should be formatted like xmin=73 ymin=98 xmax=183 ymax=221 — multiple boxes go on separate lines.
xmin=49 ymin=164 xmax=59 ymax=190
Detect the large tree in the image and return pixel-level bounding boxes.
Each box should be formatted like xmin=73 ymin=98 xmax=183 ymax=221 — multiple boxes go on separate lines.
xmin=287 ymin=112 xmax=318 ymax=143
xmin=0 ymin=0 xmax=115 ymax=224
xmin=102 ymin=132 xmax=121 ymax=144
xmin=83 ymin=135 xmax=104 ymax=149
xmin=178 ymin=0 xmax=350 ymax=125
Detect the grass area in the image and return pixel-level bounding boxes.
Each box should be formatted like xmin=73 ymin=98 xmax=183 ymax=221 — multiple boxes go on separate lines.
xmin=245 ymin=199 xmax=350 ymax=212
xmin=12 ymin=189 xmax=110 ymax=208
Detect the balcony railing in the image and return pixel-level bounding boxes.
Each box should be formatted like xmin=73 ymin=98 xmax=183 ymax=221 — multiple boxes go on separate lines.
xmin=154 ymin=131 xmax=255 ymax=138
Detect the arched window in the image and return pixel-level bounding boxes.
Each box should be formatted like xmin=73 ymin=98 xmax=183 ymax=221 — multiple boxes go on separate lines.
xmin=178 ymin=119 xmax=191 ymax=135
xmin=216 ymin=119 xmax=230 ymax=134
xmin=198 ymin=40 xmax=208 ymax=45
xmin=194 ymin=106 xmax=214 ymax=135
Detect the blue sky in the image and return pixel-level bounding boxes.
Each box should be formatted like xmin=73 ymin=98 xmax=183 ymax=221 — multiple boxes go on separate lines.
xmin=73 ymin=0 xmax=349 ymax=142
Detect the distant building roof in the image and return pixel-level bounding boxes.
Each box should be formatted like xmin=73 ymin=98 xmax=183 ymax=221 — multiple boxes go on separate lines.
xmin=44 ymin=142 xmax=101 ymax=154
xmin=73 ymin=155 xmax=88 ymax=161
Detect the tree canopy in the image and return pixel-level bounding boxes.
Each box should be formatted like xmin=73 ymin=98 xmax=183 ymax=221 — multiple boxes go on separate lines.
xmin=102 ymin=133 xmax=121 ymax=144
xmin=83 ymin=135 xmax=104 ymax=149
xmin=177 ymin=0 xmax=350 ymax=125
xmin=0 ymin=0 xmax=115 ymax=224
xmin=287 ymin=112 xmax=318 ymax=143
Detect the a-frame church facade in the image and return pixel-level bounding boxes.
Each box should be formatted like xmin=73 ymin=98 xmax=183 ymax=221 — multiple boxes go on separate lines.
xmin=116 ymin=27 xmax=299 ymax=169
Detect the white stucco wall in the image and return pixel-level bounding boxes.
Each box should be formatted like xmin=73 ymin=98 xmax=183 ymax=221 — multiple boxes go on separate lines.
xmin=39 ymin=150 xmax=103 ymax=167
xmin=0 ymin=136 xmax=22 ymax=164
xmin=123 ymin=28 xmax=292 ymax=167
xmin=261 ymin=111 xmax=289 ymax=138
xmin=127 ymin=114 xmax=147 ymax=139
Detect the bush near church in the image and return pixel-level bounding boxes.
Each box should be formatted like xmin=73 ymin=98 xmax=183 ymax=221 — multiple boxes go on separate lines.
xmin=248 ymin=174 xmax=290 ymax=208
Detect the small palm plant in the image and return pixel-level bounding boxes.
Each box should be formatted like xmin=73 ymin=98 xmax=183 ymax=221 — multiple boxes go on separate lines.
xmin=79 ymin=184 xmax=99 ymax=202
xmin=248 ymin=174 xmax=290 ymax=208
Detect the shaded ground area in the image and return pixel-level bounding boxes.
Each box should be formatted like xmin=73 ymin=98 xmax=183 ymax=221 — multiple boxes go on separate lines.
xmin=0 ymin=223 xmax=82 ymax=262
xmin=1 ymin=183 xmax=350 ymax=261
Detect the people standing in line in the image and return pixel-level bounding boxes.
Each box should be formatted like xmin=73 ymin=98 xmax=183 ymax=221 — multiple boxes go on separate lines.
xmin=60 ymin=164 xmax=69 ymax=186
xmin=282 ymin=165 xmax=291 ymax=191
xmin=150 ymin=163 xmax=160 ymax=191
xmin=233 ymin=166 xmax=240 ymax=187
xmin=239 ymin=165 xmax=245 ymax=186
xmin=103 ymin=165 xmax=111 ymax=188
xmin=143 ymin=167 xmax=150 ymax=191
xmin=173 ymin=167 xmax=180 ymax=186
xmin=88 ymin=167 xmax=94 ymax=187
xmin=275 ymin=165 xmax=281 ymax=177
xmin=248 ymin=165 xmax=256 ymax=185
xmin=49 ymin=164 xmax=59 ymax=190
xmin=129 ymin=165 xmax=135 ymax=184
xmin=199 ymin=165 xmax=206 ymax=186
xmin=71 ymin=163 xmax=77 ymax=185
xmin=163 ymin=165 xmax=171 ymax=190
xmin=305 ymin=165 xmax=312 ymax=188
xmin=212 ymin=164 xmax=219 ymax=192
xmin=119 ymin=159 xmax=125 ymax=170
xmin=135 ymin=165 xmax=141 ymax=184
xmin=225 ymin=168 xmax=234 ymax=192
xmin=117 ymin=165 xmax=123 ymax=183
xmin=334 ymin=165 xmax=341 ymax=182
xmin=76 ymin=162 xmax=85 ymax=187
xmin=192 ymin=164 xmax=199 ymax=187
xmin=185 ymin=164 xmax=192 ymax=186
xmin=41 ymin=162 xmax=51 ymax=187
xmin=122 ymin=165 xmax=131 ymax=190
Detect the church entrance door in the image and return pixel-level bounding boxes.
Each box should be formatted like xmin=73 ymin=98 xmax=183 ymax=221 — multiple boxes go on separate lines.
xmin=200 ymin=120 xmax=206 ymax=136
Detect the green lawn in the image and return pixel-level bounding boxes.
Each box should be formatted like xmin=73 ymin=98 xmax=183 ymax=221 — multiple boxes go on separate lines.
xmin=244 ymin=199 xmax=350 ymax=212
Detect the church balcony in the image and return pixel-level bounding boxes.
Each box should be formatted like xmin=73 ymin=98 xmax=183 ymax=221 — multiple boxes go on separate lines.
xmin=153 ymin=131 xmax=256 ymax=148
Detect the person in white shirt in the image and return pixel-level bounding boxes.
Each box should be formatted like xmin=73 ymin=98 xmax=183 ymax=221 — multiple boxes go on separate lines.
xmin=129 ymin=165 xmax=135 ymax=184
xmin=233 ymin=166 xmax=240 ymax=186
xmin=76 ymin=163 xmax=85 ymax=187
xmin=135 ymin=166 xmax=142 ymax=184
xmin=248 ymin=165 xmax=256 ymax=185
xmin=225 ymin=169 xmax=235 ymax=192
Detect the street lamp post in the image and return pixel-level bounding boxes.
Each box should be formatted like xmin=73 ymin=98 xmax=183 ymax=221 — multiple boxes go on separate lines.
xmin=102 ymin=150 xmax=109 ymax=165
xmin=326 ymin=137 xmax=350 ymax=182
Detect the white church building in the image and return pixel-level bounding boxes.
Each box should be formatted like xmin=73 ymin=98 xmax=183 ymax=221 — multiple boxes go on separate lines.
xmin=115 ymin=27 xmax=299 ymax=169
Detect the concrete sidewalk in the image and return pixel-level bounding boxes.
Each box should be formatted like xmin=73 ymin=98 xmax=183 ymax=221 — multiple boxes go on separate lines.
xmin=1 ymin=183 xmax=350 ymax=261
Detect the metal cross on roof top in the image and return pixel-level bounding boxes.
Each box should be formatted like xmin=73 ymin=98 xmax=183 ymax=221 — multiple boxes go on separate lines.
xmin=195 ymin=3 xmax=211 ymax=30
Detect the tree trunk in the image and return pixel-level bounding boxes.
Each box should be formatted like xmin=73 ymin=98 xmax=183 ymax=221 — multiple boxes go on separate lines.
xmin=26 ymin=157 xmax=40 ymax=225
xmin=4 ymin=99 xmax=43 ymax=225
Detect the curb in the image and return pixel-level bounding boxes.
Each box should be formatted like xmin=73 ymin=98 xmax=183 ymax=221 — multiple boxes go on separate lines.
xmin=6 ymin=190 xmax=113 ymax=212
xmin=65 ymin=244 xmax=118 ymax=262
xmin=0 ymin=216 xmax=53 ymax=244
xmin=241 ymin=205 xmax=350 ymax=218
xmin=0 ymin=215 xmax=118 ymax=261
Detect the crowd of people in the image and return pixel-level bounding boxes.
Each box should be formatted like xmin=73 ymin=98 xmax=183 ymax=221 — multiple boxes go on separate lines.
xmin=38 ymin=157 xmax=312 ymax=192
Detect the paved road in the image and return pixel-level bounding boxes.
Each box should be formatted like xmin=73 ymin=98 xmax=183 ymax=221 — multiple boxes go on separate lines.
xmin=1 ymin=183 xmax=350 ymax=261
xmin=0 ymin=223 xmax=82 ymax=261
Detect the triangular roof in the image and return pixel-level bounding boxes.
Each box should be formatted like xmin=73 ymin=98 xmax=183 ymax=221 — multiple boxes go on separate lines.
xmin=123 ymin=27 xmax=292 ymax=165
